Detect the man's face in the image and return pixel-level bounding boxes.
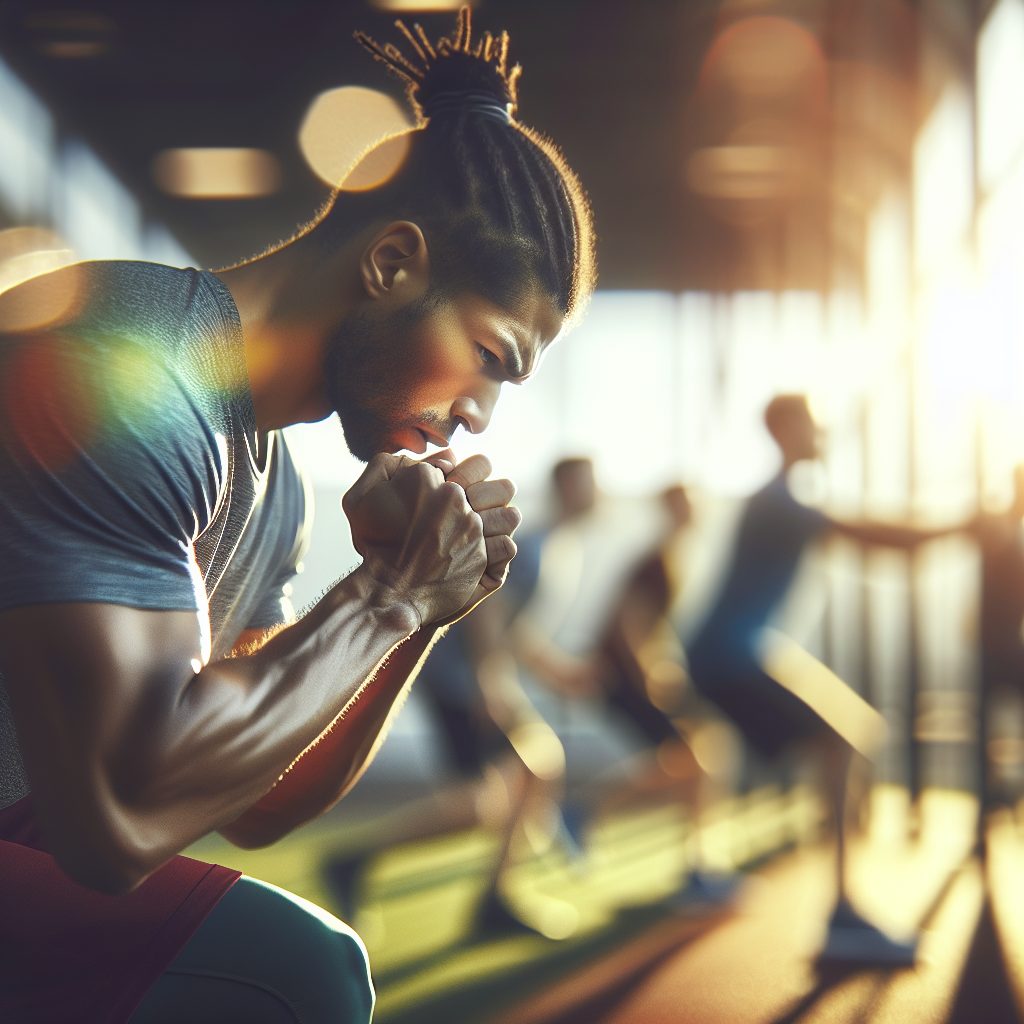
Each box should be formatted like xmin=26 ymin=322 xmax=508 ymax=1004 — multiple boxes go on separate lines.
xmin=557 ymin=463 xmax=597 ymax=519
xmin=791 ymin=407 xmax=821 ymax=460
xmin=324 ymin=285 xmax=563 ymax=461
xmin=775 ymin=402 xmax=822 ymax=462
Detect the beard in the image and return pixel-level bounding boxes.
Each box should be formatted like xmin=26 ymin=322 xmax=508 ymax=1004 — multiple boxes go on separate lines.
xmin=323 ymin=296 xmax=451 ymax=462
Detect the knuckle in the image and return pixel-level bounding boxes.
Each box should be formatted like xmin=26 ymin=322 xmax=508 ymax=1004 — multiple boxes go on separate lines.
xmin=491 ymin=532 xmax=516 ymax=565
xmin=495 ymin=478 xmax=516 ymax=503
xmin=488 ymin=534 xmax=514 ymax=562
xmin=440 ymin=480 xmax=469 ymax=505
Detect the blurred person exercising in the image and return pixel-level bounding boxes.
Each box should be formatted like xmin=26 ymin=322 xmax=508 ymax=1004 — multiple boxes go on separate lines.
xmin=687 ymin=394 xmax=973 ymax=966
xmin=324 ymin=591 xmax=574 ymax=940
xmin=591 ymin=484 xmax=696 ymax=778
xmin=407 ymin=591 xmax=575 ymax=937
xmin=526 ymin=479 xmax=730 ymax=902
xmin=510 ymin=469 xmax=703 ymax=866
xmin=0 ymin=8 xmax=595 ymax=1023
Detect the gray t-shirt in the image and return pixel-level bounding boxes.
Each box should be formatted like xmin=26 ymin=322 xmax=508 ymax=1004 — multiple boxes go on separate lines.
xmin=0 ymin=260 xmax=312 ymax=807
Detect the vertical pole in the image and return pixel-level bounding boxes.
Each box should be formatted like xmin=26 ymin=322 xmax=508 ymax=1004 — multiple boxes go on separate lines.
xmin=966 ymin=0 xmax=986 ymax=859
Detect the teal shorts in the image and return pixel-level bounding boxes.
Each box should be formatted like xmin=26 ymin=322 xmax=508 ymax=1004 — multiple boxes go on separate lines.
xmin=128 ymin=876 xmax=374 ymax=1023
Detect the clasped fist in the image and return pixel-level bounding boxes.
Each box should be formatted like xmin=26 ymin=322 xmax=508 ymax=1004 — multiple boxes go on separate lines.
xmin=343 ymin=450 xmax=521 ymax=628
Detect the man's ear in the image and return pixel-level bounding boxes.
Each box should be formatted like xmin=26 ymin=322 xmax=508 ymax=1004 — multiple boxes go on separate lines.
xmin=359 ymin=221 xmax=430 ymax=300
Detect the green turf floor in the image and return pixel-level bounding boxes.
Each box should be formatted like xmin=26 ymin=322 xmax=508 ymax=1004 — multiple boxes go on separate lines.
xmin=186 ymin=785 xmax=820 ymax=1023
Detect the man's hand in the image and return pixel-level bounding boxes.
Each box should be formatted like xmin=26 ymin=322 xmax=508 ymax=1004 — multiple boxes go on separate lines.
xmin=342 ymin=450 xmax=489 ymax=627
xmin=434 ymin=453 xmax=522 ymax=626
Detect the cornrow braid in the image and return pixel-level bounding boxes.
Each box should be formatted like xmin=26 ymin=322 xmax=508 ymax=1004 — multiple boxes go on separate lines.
xmin=315 ymin=6 xmax=595 ymax=324
xmin=355 ymin=7 xmax=521 ymax=124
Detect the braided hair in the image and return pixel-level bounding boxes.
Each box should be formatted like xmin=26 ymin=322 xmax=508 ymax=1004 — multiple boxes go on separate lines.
xmin=314 ymin=7 xmax=595 ymax=325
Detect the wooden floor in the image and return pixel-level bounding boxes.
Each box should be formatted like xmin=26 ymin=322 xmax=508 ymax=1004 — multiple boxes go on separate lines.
xmin=500 ymin=791 xmax=1024 ymax=1024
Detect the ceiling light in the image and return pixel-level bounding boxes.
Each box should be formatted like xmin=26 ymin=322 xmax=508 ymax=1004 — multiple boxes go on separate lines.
xmin=24 ymin=11 xmax=116 ymax=58
xmin=151 ymin=148 xmax=282 ymax=199
xmin=370 ymin=0 xmax=470 ymax=11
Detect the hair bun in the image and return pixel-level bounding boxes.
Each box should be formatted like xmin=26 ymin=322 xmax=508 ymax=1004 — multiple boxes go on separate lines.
xmin=355 ymin=6 xmax=521 ymax=126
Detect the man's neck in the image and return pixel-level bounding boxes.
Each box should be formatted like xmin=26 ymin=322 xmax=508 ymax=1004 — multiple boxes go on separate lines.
xmin=213 ymin=237 xmax=356 ymax=432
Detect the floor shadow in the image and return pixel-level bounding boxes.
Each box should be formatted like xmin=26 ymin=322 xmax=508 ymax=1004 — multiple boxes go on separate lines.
xmin=767 ymin=846 xmax=976 ymax=1024
xmin=767 ymin=964 xmax=890 ymax=1024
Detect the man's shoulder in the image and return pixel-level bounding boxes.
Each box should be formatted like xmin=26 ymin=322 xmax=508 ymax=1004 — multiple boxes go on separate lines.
xmin=1 ymin=259 xmax=198 ymax=329
xmin=743 ymin=472 xmax=828 ymax=531
xmin=2 ymin=259 xmax=238 ymax=351
xmin=3 ymin=258 xmax=243 ymax=411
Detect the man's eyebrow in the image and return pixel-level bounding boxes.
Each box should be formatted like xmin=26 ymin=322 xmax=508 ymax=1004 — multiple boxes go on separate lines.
xmin=491 ymin=330 xmax=529 ymax=379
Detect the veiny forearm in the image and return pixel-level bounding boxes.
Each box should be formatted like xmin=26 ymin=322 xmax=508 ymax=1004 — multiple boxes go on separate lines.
xmin=111 ymin=566 xmax=419 ymax=874
xmin=220 ymin=625 xmax=441 ymax=846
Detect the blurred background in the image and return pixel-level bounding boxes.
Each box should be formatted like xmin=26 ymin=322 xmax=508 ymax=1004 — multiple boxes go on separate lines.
xmin=3 ymin=0 xmax=1024 ymax=1021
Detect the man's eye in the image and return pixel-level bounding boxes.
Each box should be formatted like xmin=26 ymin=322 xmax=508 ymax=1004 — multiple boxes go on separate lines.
xmin=477 ymin=344 xmax=499 ymax=367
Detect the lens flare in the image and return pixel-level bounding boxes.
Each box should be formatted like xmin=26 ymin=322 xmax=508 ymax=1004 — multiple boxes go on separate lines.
xmin=3 ymin=333 xmax=99 ymax=471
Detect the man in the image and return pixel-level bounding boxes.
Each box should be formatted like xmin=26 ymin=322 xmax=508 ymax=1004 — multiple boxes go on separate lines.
xmin=0 ymin=8 xmax=595 ymax=1022
xmin=687 ymin=394 xmax=973 ymax=965
xmin=513 ymin=472 xmax=718 ymax=899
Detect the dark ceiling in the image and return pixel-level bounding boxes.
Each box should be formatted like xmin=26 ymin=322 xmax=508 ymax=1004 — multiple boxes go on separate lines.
xmin=0 ymin=0 xmax=932 ymax=293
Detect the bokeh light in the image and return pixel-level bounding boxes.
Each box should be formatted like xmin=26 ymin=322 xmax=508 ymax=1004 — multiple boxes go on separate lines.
xmin=0 ymin=258 xmax=85 ymax=332
xmin=698 ymin=15 xmax=827 ymax=105
xmin=0 ymin=225 xmax=75 ymax=297
xmin=151 ymin=147 xmax=282 ymax=199
xmin=299 ymin=86 xmax=412 ymax=189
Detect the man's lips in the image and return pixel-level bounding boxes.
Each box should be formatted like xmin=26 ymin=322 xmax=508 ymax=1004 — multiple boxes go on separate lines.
xmin=393 ymin=427 xmax=447 ymax=455
xmin=418 ymin=425 xmax=451 ymax=449
xmin=390 ymin=424 xmax=451 ymax=456
xmin=398 ymin=428 xmax=428 ymax=455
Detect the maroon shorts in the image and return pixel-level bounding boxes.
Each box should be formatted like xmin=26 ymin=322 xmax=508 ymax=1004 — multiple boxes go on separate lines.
xmin=0 ymin=795 xmax=240 ymax=1024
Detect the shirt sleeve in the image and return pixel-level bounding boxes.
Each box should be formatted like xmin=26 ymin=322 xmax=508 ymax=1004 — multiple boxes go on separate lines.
xmin=0 ymin=327 xmax=225 ymax=615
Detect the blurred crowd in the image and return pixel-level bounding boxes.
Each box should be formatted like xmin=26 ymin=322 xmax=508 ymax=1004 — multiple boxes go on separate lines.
xmin=323 ymin=392 xmax=1024 ymax=962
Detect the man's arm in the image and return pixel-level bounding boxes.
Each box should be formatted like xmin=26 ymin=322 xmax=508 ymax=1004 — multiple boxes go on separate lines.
xmin=216 ymin=625 xmax=438 ymax=847
xmin=218 ymin=453 xmax=521 ymax=847
xmin=0 ymin=453 xmax=499 ymax=894
xmin=827 ymin=515 xmax=972 ymax=549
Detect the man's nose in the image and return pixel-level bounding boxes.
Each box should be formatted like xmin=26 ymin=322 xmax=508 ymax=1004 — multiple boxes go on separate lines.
xmin=450 ymin=381 xmax=501 ymax=435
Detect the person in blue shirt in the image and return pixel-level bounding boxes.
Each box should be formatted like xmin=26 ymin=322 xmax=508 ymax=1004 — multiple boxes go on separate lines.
xmin=689 ymin=394 xmax=974 ymax=966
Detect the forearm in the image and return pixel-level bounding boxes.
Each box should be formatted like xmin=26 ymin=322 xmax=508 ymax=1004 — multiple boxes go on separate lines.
xmin=113 ymin=566 xmax=419 ymax=872
xmin=220 ymin=624 xmax=441 ymax=846
xmin=833 ymin=518 xmax=964 ymax=550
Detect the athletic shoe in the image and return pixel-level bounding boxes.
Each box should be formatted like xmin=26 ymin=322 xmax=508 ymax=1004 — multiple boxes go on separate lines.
xmin=816 ymin=900 xmax=918 ymax=968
